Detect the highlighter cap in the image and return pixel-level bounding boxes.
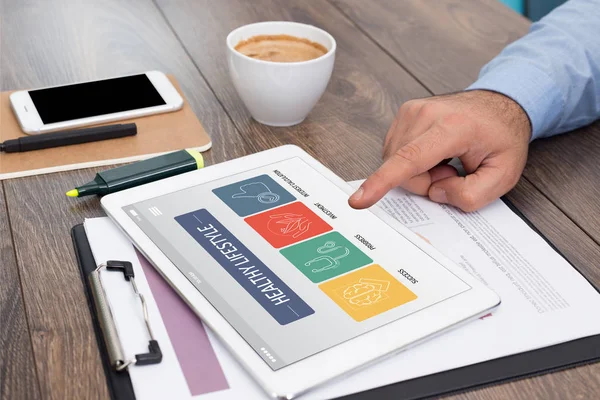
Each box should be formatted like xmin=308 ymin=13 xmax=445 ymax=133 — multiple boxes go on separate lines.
xmin=96 ymin=149 xmax=203 ymax=194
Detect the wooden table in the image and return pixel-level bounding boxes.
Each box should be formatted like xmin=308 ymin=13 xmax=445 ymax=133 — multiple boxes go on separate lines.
xmin=1 ymin=1 xmax=599 ymax=399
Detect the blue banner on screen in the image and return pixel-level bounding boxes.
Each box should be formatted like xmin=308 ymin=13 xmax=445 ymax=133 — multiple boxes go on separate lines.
xmin=175 ymin=209 xmax=315 ymax=325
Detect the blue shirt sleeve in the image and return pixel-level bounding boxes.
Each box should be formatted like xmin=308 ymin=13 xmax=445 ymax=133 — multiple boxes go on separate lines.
xmin=466 ymin=0 xmax=600 ymax=140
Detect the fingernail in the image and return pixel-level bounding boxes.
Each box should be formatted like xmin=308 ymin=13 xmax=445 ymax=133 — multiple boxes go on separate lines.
xmin=430 ymin=187 xmax=447 ymax=203
xmin=350 ymin=187 xmax=364 ymax=202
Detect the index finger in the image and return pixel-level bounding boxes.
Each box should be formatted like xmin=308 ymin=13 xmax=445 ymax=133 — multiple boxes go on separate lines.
xmin=349 ymin=125 xmax=462 ymax=209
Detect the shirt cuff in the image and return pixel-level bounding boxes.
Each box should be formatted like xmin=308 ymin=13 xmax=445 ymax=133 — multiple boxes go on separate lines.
xmin=466 ymin=61 xmax=564 ymax=141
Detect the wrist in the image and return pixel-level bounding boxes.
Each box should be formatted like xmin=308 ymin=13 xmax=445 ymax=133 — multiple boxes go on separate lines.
xmin=468 ymin=89 xmax=532 ymax=142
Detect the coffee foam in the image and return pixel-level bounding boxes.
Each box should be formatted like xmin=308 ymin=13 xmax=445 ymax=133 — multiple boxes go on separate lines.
xmin=235 ymin=34 xmax=328 ymax=63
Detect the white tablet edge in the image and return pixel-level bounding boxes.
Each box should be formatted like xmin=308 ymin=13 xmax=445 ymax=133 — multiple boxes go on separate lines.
xmin=101 ymin=144 xmax=501 ymax=399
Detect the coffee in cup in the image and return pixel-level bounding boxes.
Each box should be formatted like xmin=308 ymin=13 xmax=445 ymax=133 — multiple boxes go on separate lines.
xmin=234 ymin=34 xmax=328 ymax=63
xmin=227 ymin=21 xmax=336 ymax=127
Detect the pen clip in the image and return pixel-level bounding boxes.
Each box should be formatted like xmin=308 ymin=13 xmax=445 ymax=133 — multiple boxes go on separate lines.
xmin=89 ymin=260 xmax=162 ymax=372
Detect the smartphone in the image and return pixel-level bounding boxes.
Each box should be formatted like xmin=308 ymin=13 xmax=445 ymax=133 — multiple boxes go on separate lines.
xmin=9 ymin=71 xmax=184 ymax=134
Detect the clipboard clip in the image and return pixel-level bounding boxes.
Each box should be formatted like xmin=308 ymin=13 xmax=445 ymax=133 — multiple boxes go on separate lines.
xmin=89 ymin=260 xmax=163 ymax=372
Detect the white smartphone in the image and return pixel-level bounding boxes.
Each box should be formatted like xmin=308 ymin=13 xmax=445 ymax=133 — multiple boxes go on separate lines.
xmin=9 ymin=71 xmax=184 ymax=134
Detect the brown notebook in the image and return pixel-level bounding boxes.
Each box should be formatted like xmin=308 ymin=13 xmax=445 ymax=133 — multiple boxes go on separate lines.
xmin=0 ymin=76 xmax=211 ymax=180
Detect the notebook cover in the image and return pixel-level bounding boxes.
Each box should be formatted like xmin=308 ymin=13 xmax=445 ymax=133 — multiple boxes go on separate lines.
xmin=72 ymin=224 xmax=136 ymax=400
xmin=1 ymin=75 xmax=211 ymax=180
xmin=71 ymin=197 xmax=600 ymax=400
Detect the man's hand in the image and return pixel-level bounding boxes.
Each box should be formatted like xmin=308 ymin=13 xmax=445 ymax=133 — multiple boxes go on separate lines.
xmin=349 ymin=90 xmax=531 ymax=212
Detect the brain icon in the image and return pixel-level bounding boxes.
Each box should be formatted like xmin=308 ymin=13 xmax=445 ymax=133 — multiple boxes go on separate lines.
xmin=343 ymin=282 xmax=383 ymax=306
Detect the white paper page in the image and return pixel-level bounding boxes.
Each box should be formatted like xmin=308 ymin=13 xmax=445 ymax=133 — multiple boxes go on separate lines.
xmin=302 ymin=181 xmax=600 ymax=400
xmin=85 ymin=176 xmax=600 ymax=400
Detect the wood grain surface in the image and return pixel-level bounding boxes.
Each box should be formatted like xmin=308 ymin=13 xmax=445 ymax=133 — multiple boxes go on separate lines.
xmin=525 ymin=124 xmax=600 ymax=246
xmin=1 ymin=0 xmax=599 ymax=399
xmin=155 ymin=0 xmax=429 ymax=181
xmin=331 ymin=0 xmax=530 ymax=94
xmin=3 ymin=171 xmax=108 ymax=400
xmin=0 ymin=186 xmax=41 ymax=400
xmin=0 ymin=0 xmax=247 ymax=398
xmin=446 ymin=362 xmax=600 ymax=400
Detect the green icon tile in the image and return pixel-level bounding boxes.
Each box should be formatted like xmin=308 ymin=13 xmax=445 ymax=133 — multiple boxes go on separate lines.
xmin=280 ymin=232 xmax=373 ymax=283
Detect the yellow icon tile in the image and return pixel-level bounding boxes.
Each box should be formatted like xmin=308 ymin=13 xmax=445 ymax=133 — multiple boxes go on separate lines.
xmin=319 ymin=264 xmax=417 ymax=321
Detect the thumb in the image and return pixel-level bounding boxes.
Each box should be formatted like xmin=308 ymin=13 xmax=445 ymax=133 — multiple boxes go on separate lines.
xmin=428 ymin=162 xmax=518 ymax=212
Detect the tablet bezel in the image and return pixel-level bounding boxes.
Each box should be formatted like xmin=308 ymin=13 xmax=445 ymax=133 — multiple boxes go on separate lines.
xmin=101 ymin=145 xmax=500 ymax=399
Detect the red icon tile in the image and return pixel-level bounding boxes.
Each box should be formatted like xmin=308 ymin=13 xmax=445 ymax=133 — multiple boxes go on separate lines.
xmin=245 ymin=202 xmax=332 ymax=248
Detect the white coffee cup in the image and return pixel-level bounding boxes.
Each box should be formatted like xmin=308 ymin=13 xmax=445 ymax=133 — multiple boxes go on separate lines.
xmin=226 ymin=21 xmax=336 ymax=126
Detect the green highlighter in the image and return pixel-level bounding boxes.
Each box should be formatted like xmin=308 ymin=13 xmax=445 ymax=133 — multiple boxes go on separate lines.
xmin=66 ymin=149 xmax=204 ymax=197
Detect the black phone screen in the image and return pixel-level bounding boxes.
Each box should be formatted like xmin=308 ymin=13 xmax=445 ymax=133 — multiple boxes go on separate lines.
xmin=28 ymin=74 xmax=166 ymax=124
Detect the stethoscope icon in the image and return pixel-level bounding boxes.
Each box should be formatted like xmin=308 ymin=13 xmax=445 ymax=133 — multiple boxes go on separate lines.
xmin=232 ymin=182 xmax=280 ymax=204
xmin=305 ymin=241 xmax=350 ymax=273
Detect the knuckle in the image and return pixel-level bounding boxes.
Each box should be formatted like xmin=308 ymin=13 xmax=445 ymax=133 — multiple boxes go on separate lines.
xmin=418 ymin=103 xmax=436 ymax=119
xmin=404 ymin=99 xmax=422 ymax=108
xmin=400 ymin=101 xmax=418 ymax=118
xmin=427 ymin=124 xmax=447 ymax=144
xmin=499 ymin=165 xmax=523 ymax=191
xmin=505 ymin=173 xmax=520 ymax=189
xmin=509 ymin=168 xmax=524 ymax=187
xmin=383 ymin=128 xmax=396 ymax=152
xmin=399 ymin=101 xmax=412 ymax=113
xmin=441 ymin=112 xmax=468 ymax=127
xmin=438 ymin=113 xmax=478 ymax=140
xmin=397 ymin=143 xmax=422 ymax=162
xmin=392 ymin=144 xmax=423 ymax=176
xmin=382 ymin=145 xmax=392 ymax=160
xmin=458 ymin=189 xmax=479 ymax=212
xmin=387 ymin=118 xmax=400 ymax=136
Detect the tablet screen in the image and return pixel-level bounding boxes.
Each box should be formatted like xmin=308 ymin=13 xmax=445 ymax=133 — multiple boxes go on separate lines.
xmin=123 ymin=157 xmax=470 ymax=370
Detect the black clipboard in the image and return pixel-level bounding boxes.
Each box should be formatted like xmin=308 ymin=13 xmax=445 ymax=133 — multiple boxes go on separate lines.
xmin=71 ymin=197 xmax=600 ymax=400
xmin=73 ymin=224 xmax=137 ymax=400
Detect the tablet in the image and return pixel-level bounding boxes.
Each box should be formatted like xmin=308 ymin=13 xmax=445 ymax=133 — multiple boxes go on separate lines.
xmin=102 ymin=145 xmax=500 ymax=399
